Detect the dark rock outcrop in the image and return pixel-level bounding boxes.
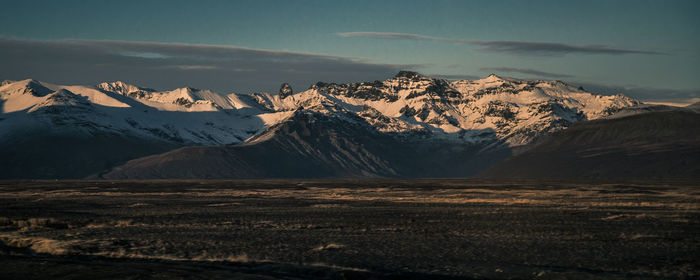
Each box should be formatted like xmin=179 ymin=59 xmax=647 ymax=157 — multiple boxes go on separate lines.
xmin=279 ymin=83 xmax=293 ymax=98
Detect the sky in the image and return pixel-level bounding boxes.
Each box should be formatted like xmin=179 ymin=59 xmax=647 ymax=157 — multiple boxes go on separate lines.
xmin=0 ymin=0 xmax=698 ymax=103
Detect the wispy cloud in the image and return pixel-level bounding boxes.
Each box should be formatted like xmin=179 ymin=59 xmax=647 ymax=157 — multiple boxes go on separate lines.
xmin=0 ymin=37 xmax=416 ymax=93
xmin=428 ymin=74 xmax=481 ymax=81
xmin=161 ymin=65 xmax=220 ymax=71
xmin=119 ymin=51 xmax=169 ymax=59
xmin=473 ymin=41 xmax=663 ymax=56
xmin=480 ymin=67 xmax=574 ymax=78
xmin=338 ymin=32 xmax=471 ymax=44
xmin=338 ymin=32 xmax=664 ymax=56
xmin=570 ymin=81 xmax=700 ymax=105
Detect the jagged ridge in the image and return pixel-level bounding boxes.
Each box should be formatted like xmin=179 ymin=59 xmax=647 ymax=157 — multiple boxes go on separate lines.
xmin=1 ymin=73 xmax=642 ymax=178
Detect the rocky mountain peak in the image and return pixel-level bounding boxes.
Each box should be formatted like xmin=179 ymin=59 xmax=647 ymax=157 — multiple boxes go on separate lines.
xmin=394 ymin=70 xmax=423 ymax=79
xmin=97 ymin=81 xmax=151 ymax=98
xmin=2 ymin=76 xmax=641 ymax=149
xmin=279 ymin=83 xmax=293 ymax=98
xmin=21 ymin=79 xmax=53 ymax=97
xmin=481 ymin=74 xmax=505 ymax=82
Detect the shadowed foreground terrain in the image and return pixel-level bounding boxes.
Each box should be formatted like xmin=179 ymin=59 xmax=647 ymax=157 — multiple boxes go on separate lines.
xmin=1 ymin=179 xmax=698 ymax=279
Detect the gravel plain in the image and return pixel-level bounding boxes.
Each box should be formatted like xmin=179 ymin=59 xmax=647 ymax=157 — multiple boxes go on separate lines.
xmin=1 ymin=179 xmax=698 ymax=279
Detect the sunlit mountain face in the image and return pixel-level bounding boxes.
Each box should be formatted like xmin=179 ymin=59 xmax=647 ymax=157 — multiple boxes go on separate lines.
xmin=1 ymin=72 xmax=644 ymax=178
xmin=1 ymin=2 xmax=698 ymax=279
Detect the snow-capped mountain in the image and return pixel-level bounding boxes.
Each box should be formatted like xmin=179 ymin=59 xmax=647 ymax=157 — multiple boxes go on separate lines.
xmin=0 ymin=72 xmax=641 ymax=178
xmin=1 ymin=72 xmax=638 ymax=146
xmin=0 ymin=79 xmax=290 ymax=145
xmin=266 ymin=71 xmax=639 ymax=146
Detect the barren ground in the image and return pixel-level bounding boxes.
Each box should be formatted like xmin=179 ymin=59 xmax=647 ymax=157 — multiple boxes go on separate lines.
xmin=1 ymin=179 xmax=698 ymax=279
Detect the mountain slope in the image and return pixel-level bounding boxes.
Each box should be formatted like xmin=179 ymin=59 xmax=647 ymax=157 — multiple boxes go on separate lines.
xmin=101 ymin=109 xmax=400 ymax=179
xmin=100 ymin=106 xmax=512 ymax=179
xmin=0 ymin=80 xmax=285 ymax=179
xmin=1 ymin=73 xmax=642 ymax=179
xmin=0 ymin=74 xmax=641 ymax=148
xmin=1 ymin=79 xmax=281 ymax=146
xmin=476 ymin=110 xmax=700 ymax=180
xmin=0 ymin=129 xmax=179 ymax=179
xmin=254 ymin=72 xmax=639 ymax=147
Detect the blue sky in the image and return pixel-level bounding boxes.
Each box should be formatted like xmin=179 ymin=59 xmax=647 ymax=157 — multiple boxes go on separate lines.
xmin=1 ymin=0 xmax=698 ymax=102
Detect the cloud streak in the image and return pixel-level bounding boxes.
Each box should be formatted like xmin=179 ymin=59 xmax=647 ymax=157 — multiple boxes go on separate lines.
xmin=473 ymin=41 xmax=663 ymax=56
xmin=0 ymin=37 xmax=415 ymax=93
xmin=338 ymin=32 xmax=664 ymax=56
xmin=161 ymin=65 xmax=220 ymax=71
xmin=570 ymin=81 xmax=700 ymax=105
xmin=481 ymin=67 xmax=574 ymax=78
xmin=338 ymin=32 xmax=471 ymax=44
xmin=428 ymin=74 xmax=481 ymax=81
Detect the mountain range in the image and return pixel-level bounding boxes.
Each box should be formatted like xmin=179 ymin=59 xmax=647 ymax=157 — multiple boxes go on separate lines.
xmin=2 ymin=71 xmax=696 ymax=180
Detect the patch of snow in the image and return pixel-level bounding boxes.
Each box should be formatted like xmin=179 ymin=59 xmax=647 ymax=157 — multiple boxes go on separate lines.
xmin=1 ymin=74 xmax=641 ymax=147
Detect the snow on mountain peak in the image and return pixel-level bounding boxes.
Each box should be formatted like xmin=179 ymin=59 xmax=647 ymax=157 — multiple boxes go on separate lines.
xmin=28 ymin=88 xmax=93 ymax=112
xmin=485 ymin=73 xmax=502 ymax=79
xmin=97 ymin=81 xmax=150 ymax=97
xmin=286 ymin=73 xmax=639 ymax=146
xmin=1 ymin=74 xmax=640 ymax=147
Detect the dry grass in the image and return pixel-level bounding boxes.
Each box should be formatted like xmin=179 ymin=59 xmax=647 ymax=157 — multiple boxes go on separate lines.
xmin=0 ymin=233 xmax=74 ymax=255
xmin=311 ymin=243 xmax=345 ymax=252
xmin=1 ymin=181 xmax=697 ymax=279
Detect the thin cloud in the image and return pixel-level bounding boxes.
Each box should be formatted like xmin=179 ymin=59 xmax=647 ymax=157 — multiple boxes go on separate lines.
xmin=338 ymin=32 xmax=471 ymax=44
xmin=570 ymin=81 xmax=700 ymax=104
xmin=161 ymin=65 xmax=220 ymax=71
xmin=428 ymin=74 xmax=481 ymax=81
xmin=474 ymin=41 xmax=663 ymax=56
xmin=0 ymin=37 xmax=415 ymax=93
xmin=481 ymin=67 xmax=574 ymax=78
xmin=338 ymin=32 xmax=664 ymax=56
xmin=119 ymin=51 xmax=169 ymax=59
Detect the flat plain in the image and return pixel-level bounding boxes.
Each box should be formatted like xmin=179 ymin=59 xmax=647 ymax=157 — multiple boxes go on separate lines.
xmin=1 ymin=179 xmax=698 ymax=279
